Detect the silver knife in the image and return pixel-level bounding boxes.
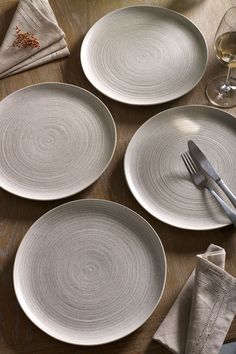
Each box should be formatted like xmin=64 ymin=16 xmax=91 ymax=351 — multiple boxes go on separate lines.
xmin=188 ymin=140 xmax=236 ymax=208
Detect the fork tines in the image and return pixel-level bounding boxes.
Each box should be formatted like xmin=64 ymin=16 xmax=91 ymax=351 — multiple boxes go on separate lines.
xmin=181 ymin=151 xmax=198 ymax=175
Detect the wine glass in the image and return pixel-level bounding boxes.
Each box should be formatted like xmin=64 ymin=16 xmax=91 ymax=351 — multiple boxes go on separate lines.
xmin=206 ymin=7 xmax=236 ymax=108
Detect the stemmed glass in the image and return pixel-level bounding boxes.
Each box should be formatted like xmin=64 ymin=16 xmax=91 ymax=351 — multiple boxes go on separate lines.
xmin=206 ymin=7 xmax=236 ymax=108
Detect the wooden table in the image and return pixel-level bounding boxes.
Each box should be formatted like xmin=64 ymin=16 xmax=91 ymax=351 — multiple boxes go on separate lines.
xmin=0 ymin=1 xmax=235 ymax=353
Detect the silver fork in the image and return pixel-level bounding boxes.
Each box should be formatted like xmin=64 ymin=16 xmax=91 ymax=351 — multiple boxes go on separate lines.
xmin=181 ymin=151 xmax=236 ymax=227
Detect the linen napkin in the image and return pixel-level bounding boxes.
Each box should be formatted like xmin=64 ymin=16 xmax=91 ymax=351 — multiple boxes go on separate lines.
xmin=0 ymin=0 xmax=69 ymax=79
xmin=153 ymin=244 xmax=236 ymax=354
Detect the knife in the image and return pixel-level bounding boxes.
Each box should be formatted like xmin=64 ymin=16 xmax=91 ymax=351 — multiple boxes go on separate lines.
xmin=188 ymin=140 xmax=236 ymax=208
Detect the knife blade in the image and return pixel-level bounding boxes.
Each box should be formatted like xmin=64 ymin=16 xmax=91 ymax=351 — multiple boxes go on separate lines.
xmin=188 ymin=140 xmax=236 ymax=208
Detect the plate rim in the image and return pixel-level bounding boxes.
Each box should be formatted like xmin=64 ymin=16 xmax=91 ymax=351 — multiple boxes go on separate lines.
xmin=124 ymin=104 xmax=236 ymax=230
xmin=80 ymin=4 xmax=208 ymax=106
xmin=0 ymin=82 xmax=117 ymax=201
xmin=13 ymin=198 xmax=167 ymax=345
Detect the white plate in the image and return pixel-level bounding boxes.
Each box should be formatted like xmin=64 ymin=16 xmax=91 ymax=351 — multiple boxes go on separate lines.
xmin=81 ymin=5 xmax=207 ymax=105
xmin=14 ymin=199 xmax=166 ymax=345
xmin=0 ymin=83 xmax=116 ymax=200
xmin=124 ymin=105 xmax=236 ymax=230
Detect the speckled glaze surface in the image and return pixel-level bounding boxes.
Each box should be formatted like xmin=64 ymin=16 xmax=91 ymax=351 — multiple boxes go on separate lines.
xmin=0 ymin=83 xmax=116 ymax=200
xmin=14 ymin=199 xmax=166 ymax=345
xmin=124 ymin=105 xmax=236 ymax=230
xmin=81 ymin=6 xmax=207 ymax=105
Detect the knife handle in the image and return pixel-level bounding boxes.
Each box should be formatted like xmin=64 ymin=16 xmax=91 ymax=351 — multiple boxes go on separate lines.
xmin=217 ymin=179 xmax=236 ymax=208
xmin=208 ymin=188 xmax=236 ymax=227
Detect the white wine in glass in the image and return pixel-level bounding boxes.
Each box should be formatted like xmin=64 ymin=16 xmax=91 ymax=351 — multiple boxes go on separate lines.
xmin=206 ymin=7 xmax=236 ymax=107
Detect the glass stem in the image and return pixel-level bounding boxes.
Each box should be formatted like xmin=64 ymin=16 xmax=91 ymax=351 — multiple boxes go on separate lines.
xmin=220 ymin=67 xmax=232 ymax=94
xmin=225 ymin=66 xmax=232 ymax=86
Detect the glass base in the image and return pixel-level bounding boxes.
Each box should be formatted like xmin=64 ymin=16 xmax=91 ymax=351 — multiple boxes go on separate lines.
xmin=206 ymin=75 xmax=236 ymax=108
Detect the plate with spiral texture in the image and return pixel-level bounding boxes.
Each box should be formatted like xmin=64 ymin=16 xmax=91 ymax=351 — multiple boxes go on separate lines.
xmin=124 ymin=105 xmax=236 ymax=230
xmin=13 ymin=199 xmax=166 ymax=345
xmin=0 ymin=82 xmax=116 ymax=200
xmin=81 ymin=5 xmax=207 ymax=105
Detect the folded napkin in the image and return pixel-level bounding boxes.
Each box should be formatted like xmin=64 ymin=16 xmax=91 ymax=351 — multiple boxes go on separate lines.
xmin=0 ymin=0 xmax=69 ymax=79
xmin=153 ymin=244 xmax=236 ymax=354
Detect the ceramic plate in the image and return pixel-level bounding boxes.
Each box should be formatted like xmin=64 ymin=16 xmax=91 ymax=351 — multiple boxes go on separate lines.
xmin=0 ymin=83 xmax=116 ymax=200
xmin=14 ymin=199 xmax=166 ymax=345
xmin=124 ymin=105 xmax=236 ymax=230
xmin=81 ymin=6 xmax=207 ymax=105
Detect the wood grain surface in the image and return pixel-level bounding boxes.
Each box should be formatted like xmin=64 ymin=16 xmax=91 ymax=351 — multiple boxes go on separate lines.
xmin=0 ymin=1 xmax=236 ymax=353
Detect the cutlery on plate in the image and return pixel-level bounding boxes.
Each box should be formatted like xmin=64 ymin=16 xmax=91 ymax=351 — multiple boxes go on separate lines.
xmin=188 ymin=140 xmax=236 ymax=208
xmin=181 ymin=151 xmax=236 ymax=227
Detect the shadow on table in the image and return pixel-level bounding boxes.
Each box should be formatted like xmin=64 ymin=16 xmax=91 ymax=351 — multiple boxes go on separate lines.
xmin=167 ymin=0 xmax=206 ymax=13
xmin=0 ymin=174 xmax=101 ymax=224
xmin=145 ymin=340 xmax=171 ymax=354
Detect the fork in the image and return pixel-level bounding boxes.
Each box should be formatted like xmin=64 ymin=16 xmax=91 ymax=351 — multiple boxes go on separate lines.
xmin=181 ymin=151 xmax=236 ymax=227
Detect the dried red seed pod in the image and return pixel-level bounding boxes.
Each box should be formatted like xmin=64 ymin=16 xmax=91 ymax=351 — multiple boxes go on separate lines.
xmin=12 ymin=26 xmax=40 ymax=49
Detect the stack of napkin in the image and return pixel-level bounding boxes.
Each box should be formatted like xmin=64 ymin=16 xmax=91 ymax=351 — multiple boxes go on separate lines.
xmin=154 ymin=244 xmax=236 ymax=354
xmin=0 ymin=0 xmax=69 ymax=79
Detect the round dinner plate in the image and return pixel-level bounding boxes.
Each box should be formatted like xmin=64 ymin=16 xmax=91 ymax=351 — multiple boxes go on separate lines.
xmin=14 ymin=199 xmax=166 ymax=345
xmin=124 ymin=105 xmax=236 ymax=230
xmin=81 ymin=5 xmax=207 ymax=105
xmin=0 ymin=83 xmax=116 ymax=200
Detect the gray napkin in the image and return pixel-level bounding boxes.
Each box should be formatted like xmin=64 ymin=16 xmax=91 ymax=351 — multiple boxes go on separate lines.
xmin=153 ymin=244 xmax=236 ymax=354
xmin=0 ymin=0 xmax=69 ymax=79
